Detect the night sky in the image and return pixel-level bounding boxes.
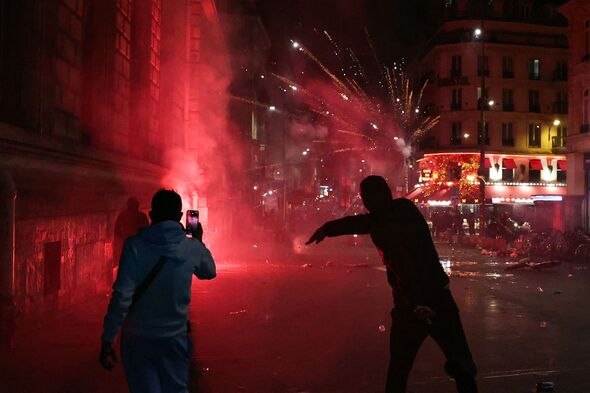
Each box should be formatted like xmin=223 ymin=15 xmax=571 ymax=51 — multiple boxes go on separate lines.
xmin=256 ymin=0 xmax=568 ymax=66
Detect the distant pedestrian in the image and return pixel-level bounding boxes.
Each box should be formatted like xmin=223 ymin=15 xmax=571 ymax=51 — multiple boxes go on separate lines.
xmin=306 ymin=176 xmax=478 ymax=393
xmin=113 ymin=197 xmax=149 ymax=268
xmin=100 ymin=189 xmax=216 ymax=393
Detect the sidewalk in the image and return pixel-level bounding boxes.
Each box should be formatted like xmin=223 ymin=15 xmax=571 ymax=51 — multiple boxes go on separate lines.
xmin=0 ymin=295 xmax=128 ymax=393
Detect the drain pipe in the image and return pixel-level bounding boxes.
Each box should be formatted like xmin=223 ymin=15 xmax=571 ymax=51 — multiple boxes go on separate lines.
xmin=0 ymin=169 xmax=16 ymax=349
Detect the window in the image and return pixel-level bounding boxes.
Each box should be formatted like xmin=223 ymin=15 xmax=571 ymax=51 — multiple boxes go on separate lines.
xmin=529 ymin=90 xmax=540 ymax=112
xmin=528 ymin=123 xmax=541 ymax=147
xmin=529 ymin=59 xmax=540 ymax=80
xmin=477 ymin=87 xmax=489 ymax=110
xmin=502 ymin=56 xmax=514 ymax=78
xmin=583 ymin=89 xmax=590 ymax=133
xmin=54 ymin=0 xmax=84 ymax=137
xmin=554 ymin=61 xmax=567 ymax=81
xmin=502 ymin=123 xmax=514 ymax=146
xmin=552 ymin=126 xmax=567 ymax=148
xmin=585 ymin=20 xmax=590 ymax=60
xmin=478 ymin=122 xmax=489 ymax=145
xmin=451 ymin=55 xmax=462 ymax=77
xmin=502 ymin=89 xmax=514 ymax=111
xmin=554 ymin=91 xmax=568 ymax=114
xmin=113 ymin=0 xmax=132 ymax=144
xmin=451 ymin=122 xmax=462 ymax=145
xmin=149 ymin=0 xmax=162 ymax=101
xmin=451 ymin=88 xmax=462 ymax=110
xmin=478 ymin=56 xmax=489 ymax=77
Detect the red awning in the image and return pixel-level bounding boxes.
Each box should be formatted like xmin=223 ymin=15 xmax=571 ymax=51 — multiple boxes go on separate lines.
xmin=404 ymin=187 xmax=452 ymax=204
xmin=529 ymin=159 xmax=543 ymax=170
xmin=558 ymin=160 xmax=567 ymax=170
xmin=484 ymin=158 xmax=491 ymax=168
xmin=503 ymin=158 xmax=517 ymax=169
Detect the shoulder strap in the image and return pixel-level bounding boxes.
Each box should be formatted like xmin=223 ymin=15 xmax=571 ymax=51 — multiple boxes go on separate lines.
xmin=129 ymin=256 xmax=167 ymax=311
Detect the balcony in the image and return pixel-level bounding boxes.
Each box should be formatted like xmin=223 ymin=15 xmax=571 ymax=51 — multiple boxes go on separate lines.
xmin=502 ymin=71 xmax=514 ymax=79
xmin=529 ymin=105 xmax=540 ymax=113
xmin=552 ymin=136 xmax=566 ymax=148
xmin=552 ymin=101 xmax=568 ymax=114
xmin=450 ymin=102 xmax=462 ymax=111
xmin=582 ymin=124 xmax=590 ymax=133
xmin=529 ymin=73 xmax=541 ymax=80
xmin=502 ymin=103 xmax=514 ymax=112
xmin=502 ymin=139 xmax=515 ymax=146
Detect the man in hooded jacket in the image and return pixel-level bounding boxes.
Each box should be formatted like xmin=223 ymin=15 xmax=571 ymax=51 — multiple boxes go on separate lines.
xmin=307 ymin=176 xmax=477 ymax=393
xmin=99 ymin=189 xmax=216 ymax=393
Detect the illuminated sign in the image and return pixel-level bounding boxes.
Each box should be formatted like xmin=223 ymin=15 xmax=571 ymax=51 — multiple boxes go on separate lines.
xmin=532 ymin=195 xmax=563 ymax=202
xmin=421 ymin=169 xmax=432 ymax=181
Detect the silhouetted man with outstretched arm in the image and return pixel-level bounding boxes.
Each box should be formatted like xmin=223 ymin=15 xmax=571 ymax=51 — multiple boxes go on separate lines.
xmin=307 ymin=176 xmax=478 ymax=393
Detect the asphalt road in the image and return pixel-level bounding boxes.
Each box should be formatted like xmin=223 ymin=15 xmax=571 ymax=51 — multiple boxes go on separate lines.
xmin=2 ymin=239 xmax=589 ymax=393
xmin=191 ymin=239 xmax=590 ymax=393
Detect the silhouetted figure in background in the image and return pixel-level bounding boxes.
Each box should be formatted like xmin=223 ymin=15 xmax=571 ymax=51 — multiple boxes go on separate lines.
xmin=113 ymin=197 xmax=149 ymax=268
xmin=307 ymin=176 xmax=477 ymax=393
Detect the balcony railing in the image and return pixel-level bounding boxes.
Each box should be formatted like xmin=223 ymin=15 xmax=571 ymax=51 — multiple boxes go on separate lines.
xmin=477 ymin=69 xmax=490 ymax=77
xmin=451 ymin=102 xmax=462 ymax=111
xmin=477 ymin=136 xmax=490 ymax=145
xmin=552 ymin=101 xmax=568 ymax=114
xmin=552 ymin=136 xmax=566 ymax=148
xmin=450 ymin=137 xmax=462 ymax=146
xmin=502 ymin=138 xmax=515 ymax=146
xmin=529 ymin=105 xmax=541 ymax=113
xmin=502 ymin=71 xmax=514 ymax=79
xmin=529 ymin=73 xmax=541 ymax=80
xmin=502 ymin=103 xmax=514 ymax=112
xmin=450 ymin=69 xmax=462 ymax=78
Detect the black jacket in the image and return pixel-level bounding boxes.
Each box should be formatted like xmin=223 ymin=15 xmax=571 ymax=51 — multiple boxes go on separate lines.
xmin=322 ymin=198 xmax=449 ymax=309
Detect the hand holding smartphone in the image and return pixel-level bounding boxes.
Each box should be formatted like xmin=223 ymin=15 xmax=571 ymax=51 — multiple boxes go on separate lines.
xmin=186 ymin=210 xmax=200 ymax=239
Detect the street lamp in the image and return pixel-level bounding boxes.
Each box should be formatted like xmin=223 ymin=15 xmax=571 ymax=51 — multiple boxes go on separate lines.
xmin=548 ymin=118 xmax=561 ymax=143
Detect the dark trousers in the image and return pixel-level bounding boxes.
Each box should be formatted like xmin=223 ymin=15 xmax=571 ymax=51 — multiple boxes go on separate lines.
xmin=385 ymin=290 xmax=477 ymax=393
xmin=121 ymin=331 xmax=193 ymax=393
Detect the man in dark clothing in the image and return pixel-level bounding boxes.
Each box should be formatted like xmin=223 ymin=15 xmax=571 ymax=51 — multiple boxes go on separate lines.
xmin=306 ymin=176 xmax=477 ymax=393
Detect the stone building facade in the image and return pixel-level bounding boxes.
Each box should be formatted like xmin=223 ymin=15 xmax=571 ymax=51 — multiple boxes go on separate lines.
xmin=413 ymin=0 xmax=569 ymax=230
xmin=0 ymin=0 xmax=220 ymax=346
xmin=560 ymin=0 xmax=590 ymax=231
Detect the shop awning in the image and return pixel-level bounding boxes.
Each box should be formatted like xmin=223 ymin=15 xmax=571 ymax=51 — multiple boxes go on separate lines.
xmin=558 ymin=160 xmax=567 ymax=170
xmin=502 ymin=158 xmax=517 ymax=169
xmin=529 ymin=159 xmax=543 ymax=170
xmin=405 ymin=187 xmax=452 ymax=204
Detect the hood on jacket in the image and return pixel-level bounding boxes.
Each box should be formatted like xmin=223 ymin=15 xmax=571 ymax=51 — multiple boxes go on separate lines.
xmin=138 ymin=221 xmax=187 ymax=259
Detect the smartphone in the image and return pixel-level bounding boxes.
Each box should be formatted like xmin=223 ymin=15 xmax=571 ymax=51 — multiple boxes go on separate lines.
xmin=186 ymin=210 xmax=199 ymax=233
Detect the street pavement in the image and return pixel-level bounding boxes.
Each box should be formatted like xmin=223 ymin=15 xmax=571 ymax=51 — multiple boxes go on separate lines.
xmin=1 ymin=239 xmax=590 ymax=393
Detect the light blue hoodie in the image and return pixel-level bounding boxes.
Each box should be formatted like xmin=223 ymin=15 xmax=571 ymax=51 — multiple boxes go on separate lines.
xmin=102 ymin=220 xmax=216 ymax=343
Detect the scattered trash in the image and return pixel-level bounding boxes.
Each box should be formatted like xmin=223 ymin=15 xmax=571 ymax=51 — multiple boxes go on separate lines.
xmin=229 ymin=309 xmax=248 ymax=316
xmin=568 ymin=273 xmax=573 ymax=277
xmin=378 ymin=324 xmax=387 ymax=333
xmin=201 ymin=367 xmax=210 ymax=375
xmin=537 ymin=287 xmax=544 ymax=292
xmin=301 ymin=263 xmax=313 ymax=268
xmin=536 ymin=381 xmax=554 ymax=392
xmin=539 ymin=321 xmax=547 ymax=328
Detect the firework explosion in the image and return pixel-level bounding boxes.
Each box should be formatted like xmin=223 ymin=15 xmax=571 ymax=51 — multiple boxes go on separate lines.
xmin=275 ymin=32 xmax=440 ymax=164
